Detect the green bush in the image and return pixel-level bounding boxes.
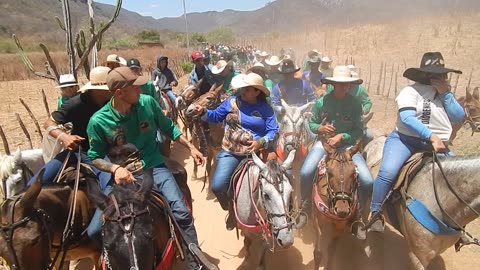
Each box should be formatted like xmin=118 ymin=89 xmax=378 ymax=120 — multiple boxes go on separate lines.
xmin=179 ymin=61 xmax=194 ymax=74
xmin=0 ymin=39 xmax=17 ymax=54
xmin=206 ymin=27 xmax=235 ymax=44
xmin=103 ymin=36 xmax=138 ymax=49
xmin=136 ymin=30 xmax=160 ymax=42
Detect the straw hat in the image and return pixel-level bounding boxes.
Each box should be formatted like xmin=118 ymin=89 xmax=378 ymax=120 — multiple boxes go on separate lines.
xmin=105 ymin=54 xmax=127 ymax=65
xmin=403 ymin=52 xmax=462 ymax=85
xmin=55 ymin=74 xmax=78 ymax=88
xmin=321 ymin=66 xmax=363 ymax=84
xmin=265 ymin=55 xmax=283 ymax=66
xmin=231 ymin=73 xmax=270 ymax=96
xmin=259 ymin=51 xmax=270 ymax=58
xmin=211 ymin=60 xmax=231 ymax=75
xmin=321 ymin=56 xmax=333 ymax=63
xmin=78 ymin=66 xmax=111 ymax=92
xmin=247 ymin=62 xmax=268 ymax=74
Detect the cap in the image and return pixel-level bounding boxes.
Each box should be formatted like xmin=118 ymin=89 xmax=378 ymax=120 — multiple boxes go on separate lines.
xmin=191 ymin=51 xmax=204 ymax=61
xmin=107 ymin=67 xmax=149 ymax=92
xmin=127 ymin=58 xmax=141 ymax=68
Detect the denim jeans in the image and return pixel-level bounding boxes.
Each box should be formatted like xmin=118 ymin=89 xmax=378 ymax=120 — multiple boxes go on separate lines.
xmin=299 ymin=141 xmax=374 ymax=211
xmin=363 ymin=128 xmax=374 ymax=146
xmin=211 ymin=149 xmax=246 ymax=210
xmin=162 ymin=89 xmax=177 ymax=104
xmin=87 ymin=165 xmax=199 ymax=247
xmin=27 ymin=150 xmax=111 ymax=190
xmin=370 ymin=130 xmax=452 ymax=213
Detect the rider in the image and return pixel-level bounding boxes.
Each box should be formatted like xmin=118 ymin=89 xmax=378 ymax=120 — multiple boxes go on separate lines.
xmin=151 ymin=55 xmax=178 ymax=106
xmin=192 ymin=72 xmax=279 ymax=231
xmin=189 ymin=51 xmax=215 ymax=96
xmin=271 ymin=59 xmax=316 ymax=112
xmin=87 ymin=67 xmax=206 ymax=269
xmin=367 ymin=52 xmax=464 ymax=233
xmin=27 ymin=66 xmax=113 ymax=188
xmin=301 ymin=49 xmax=321 ymax=72
xmin=265 ymin=55 xmax=284 ymax=85
xmin=103 ymin=54 xmax=126 ymax=70
xmin=211 ymin=60 xmax=240 ymax=96
xmin=302 ymin=54 xmax=326 ymax=96
xmin=296 ymin=66 xmax=374 ymax=237
xmin=320 ymin=56 xmax=334 ymax=78
xmin=127 ymin=58 xmax=158 ymax=100
xmin=56 ymin=73 xmax=79 ymax=109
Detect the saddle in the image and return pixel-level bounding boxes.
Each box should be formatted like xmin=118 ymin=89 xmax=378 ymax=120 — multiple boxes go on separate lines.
xmin=393 ymin=152 xmax=431 ymax=191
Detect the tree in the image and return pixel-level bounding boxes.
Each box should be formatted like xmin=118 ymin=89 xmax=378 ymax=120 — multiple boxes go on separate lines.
xmin=206 ymin=26 xmax=235 ymax=44
xmin=136 ymin=30 xmax=160 ymax=42
xmin=190 ymin=32 xmax=206 ymax=44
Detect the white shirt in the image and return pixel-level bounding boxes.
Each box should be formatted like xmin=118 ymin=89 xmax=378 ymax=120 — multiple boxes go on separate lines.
xmin=395 ymin=83 xmax=452 ymax=141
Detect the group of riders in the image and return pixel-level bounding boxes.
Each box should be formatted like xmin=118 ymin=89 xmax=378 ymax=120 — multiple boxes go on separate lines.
xmin=23 ymin=42 xmax=464 ymax=269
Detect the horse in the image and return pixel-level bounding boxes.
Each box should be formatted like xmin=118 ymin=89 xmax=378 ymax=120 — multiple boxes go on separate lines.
xmin=184 ymin=83 xmax=224 ymax=186
xmin=362 ymin=88 xmax=480 ymax=270
xmin=0 ymin=169 xmax=101 ymax=270
xmin=234 ymin=150 xmax=296 ymax=270
xmin=176 ymin=78 xmax=204 ymax=111
xmin=0 ymin=149 xmax=44 ymax=203
xmin=311 ymin=142 xmax=363 ymax=270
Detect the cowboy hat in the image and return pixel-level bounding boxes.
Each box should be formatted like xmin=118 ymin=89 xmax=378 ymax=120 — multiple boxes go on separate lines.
xmin=403 ymin=52 xmax=462 ymax=84
xmin=306 ymin=55 xmax=321 ymax=64
xmin=231 ymin=73 xmax=270 ymax=96
xmin=211 ymin=60 xmax=232 ymax=75
xmin=321 ymin=56 xmax=332 ymax=63
xmin=346 ymin=64 xmax=359 ymax=78
xmin=247 ymin=62 xmax=268 ymax=74
xmin=265 ymin=55 xmax=283 ymax=66
xmin=105 ymin=54 xmax=127 ymax=65
xmin=278 ymin=59 xmax=300 ymax=74
xmin=321 ymin=65 xmax=363 ymax=84
xmin=259 ymin=51 xmax=269 ymax=57
xmin=78 ymin=66 xmax=111 ymax=92
xmin=55 ymin=74 xmax=78 ymax=88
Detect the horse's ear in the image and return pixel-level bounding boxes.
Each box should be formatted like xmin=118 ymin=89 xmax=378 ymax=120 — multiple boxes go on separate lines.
xmin=321 ymin=139 xmax=334 ymax=156
xmin=19 ymin=169 xmax=43 ymax=211
xmin=13 ymin=148 xmax=22 ymax=165
xmin=137 ymin=171 xmax=153 ymax=200
xmin=196 ymin=78 xmax=204 ymax=89
xmin=280 ymin=99 xmax=289 ymax=109
xmin=86 ymin=176 xmax=109 ymax=210
xmin=299 ymin=102 xmax=313 ymax=113
xmin=252 ymin=152 xmax=267 ymax=171
xmin=473 ymin=87 xmax=479 ymax=101
xmin=348 ymin=140 xmax=363 ymax=157
xmin=282 ymin=150 xmax=296 ymax=170
xmin=466 ymin=87 xmax=473 ymax=101
xmin=457 ymin=96 xmax=466 ymax=107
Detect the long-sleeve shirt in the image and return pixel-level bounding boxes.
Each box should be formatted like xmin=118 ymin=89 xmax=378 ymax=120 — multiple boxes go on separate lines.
xmin=309 ymin=92 xmax=364 ymax=145
xmin=202 ymin=96 xmax=279 ymax=148
xmin=326 ymin=84 xmax=372 ymax=113
xmin=189 ymin=65 xmax=215 ymax=95
xmin=271 ymin=78 xmax=316 ymax=110
xmin=302 ymin=71 xmax=326 ymax=88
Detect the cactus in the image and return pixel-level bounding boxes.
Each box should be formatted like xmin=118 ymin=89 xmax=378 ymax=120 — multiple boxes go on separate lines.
xmin=13 ymin=34 xmax=57 ymax=81
xmin=55 ymin=16 xmax=66 ymax=31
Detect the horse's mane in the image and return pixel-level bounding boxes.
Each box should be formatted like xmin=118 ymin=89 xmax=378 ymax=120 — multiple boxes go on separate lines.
xmin=0 ymin=154 xmax=16 ymax=180
xmin=265 ymin=160 xmax=292 ymax=187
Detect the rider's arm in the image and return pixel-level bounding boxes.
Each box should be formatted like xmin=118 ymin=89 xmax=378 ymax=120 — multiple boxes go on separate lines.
xmin=261 ymin=107 xmax=280 ymax=149
xmin=357 ymin=85 xmax=372 ymax=114
xmin=399 ymin=109 xmax=432 ymax=140
xmin=87 ymin=118 xmax=113 ymax=173
xmin=149 ymin=96 xmax=182 ymax=140
xmin=303 ymin=80 xmax=317 ymax=102
xmin=308 ymin=98 xmax=323 ymax=134
xmin=439 ymin=91 xmax=465 ymax=123
xmin=342 ymin=100 xmax=364 ymax=145
xmin=270 ymin=84 xmax=283 ymax=113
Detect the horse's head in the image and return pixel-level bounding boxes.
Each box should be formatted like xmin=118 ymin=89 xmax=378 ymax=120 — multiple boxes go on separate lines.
xmin=177 ymin=78 xmax=204 ymax=109
xmin=185 ymin=83 xmax=223 ymax=118
xmin=279 ymin=99 xmax=312 ymax=157
xmin=87 ymin=174 xmax=154 ymax=270
xmin=252 ymin=150 xmax=295 ymax=248
xmin=0 ymin=149 xmax=32 ymax=201
xmin=0 ymin=170 xmax=51 ymax=270
xmin=463 ymin=87 xmax=480 ymax=133
xmin=321 ymin=141 xmax=362 ymax=218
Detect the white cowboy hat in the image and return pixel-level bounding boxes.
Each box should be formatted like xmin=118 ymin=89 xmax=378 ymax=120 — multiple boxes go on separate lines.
xmin=211 ymin=60 xmax=231 ymax=75
xmin=321 ymin=66 xmax=363 ymax=84
xmin=346 ymin=65 xmax=359 ymax=78
xmin=105 ymin=54 xmax=127 ymax=65
xmin=247 ymin=62 xmax=268 ymax=74
xmin=259 ymin=51 xmax=269 ymax=57
xmin=55 ymin=74 xmax=78 ymax=88
xmin=321 ymin=56 xmax=333 ymax=63
xmin=231 ymin=73 xmax=270 ymax=97
xmin=265 ymin=55 xmax=283 ymax=66
xmin=78 ymin=66 xmax=111 ymax=92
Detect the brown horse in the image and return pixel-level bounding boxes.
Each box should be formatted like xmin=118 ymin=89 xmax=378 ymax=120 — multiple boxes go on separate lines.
xmin=176 ymin=78 xmax=205 ymax=136
xmin=0 ymin=169 xmax=100 ymax=270
xmin=312 ymin=142 xmax=362 ymax=270
xmin=184 ymin=83 xmax=224 ymax=185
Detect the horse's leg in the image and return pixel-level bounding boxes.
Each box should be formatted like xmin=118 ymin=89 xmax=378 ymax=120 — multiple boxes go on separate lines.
xmin=244 ymin=235 xmax=252 ymax=258
xmin=408 ymin=251 xmax=426 ymax=270
xmin=313 ymin=220 xmax=325 ymax=270
xmin=257 ymin=245 xmax=267 ymax=270
xmin=324 ymin=236 xmax=338 ymax=270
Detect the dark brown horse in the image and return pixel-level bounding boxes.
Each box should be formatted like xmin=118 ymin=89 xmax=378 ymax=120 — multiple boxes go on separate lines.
xmin=312 ymin=142 xmax=362 ymax=270
xmin=0 ymin=169 xmax=100 ymax=270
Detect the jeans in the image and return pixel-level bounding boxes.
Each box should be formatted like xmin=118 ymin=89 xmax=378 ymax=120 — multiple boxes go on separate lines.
xmin=87 ymin=165 xmax=199 ymax=247
xmin=363 ymin=128 xmax=374 ymax=146
xmin=299 ymin=141 xmax=374 ymax=211
xmin=163 ymin=89 xmax=177 ymax=104
xmin=370 ymin=130 xmax=452 ymax=212
xmin=211 ymin=150 xmax=246 ymax=210
xmin=27 ymin=150 xmax=111 ymax=190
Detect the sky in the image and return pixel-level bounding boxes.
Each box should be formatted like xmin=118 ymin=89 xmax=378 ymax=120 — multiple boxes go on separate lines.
xmin=95 ymin=0 xmax=274 ymax=19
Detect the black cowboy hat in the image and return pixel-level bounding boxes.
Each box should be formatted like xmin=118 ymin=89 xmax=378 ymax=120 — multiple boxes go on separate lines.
xmin=278 ymin=59 xmax=300 ymax=74
xmin=403 ymin=52 xmax=462 ymax=85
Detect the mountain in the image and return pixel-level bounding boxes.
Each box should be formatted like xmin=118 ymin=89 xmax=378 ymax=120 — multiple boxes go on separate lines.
xmin=1 ymin=0 xmax=480 ymax=39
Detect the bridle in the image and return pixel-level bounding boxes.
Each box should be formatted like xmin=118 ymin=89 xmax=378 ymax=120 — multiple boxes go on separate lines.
xmin=463 ymin=106 xmax=480 ymax=135
xmin=102 ymin=194 xmax=150 ymax=270
xmin=1 ymin=162 xmax=34 ymax=202
xmin=320 ymin=150 xmax=358 ymax=213
xmin=0 ymin=195 xmax=51 ymax=270
xmin=281 ymin=115 xmax=305 ymax=151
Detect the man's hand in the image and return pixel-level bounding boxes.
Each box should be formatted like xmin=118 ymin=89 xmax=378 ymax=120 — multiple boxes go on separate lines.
xmin=327 ymin=134 xmax=343 ymax=147
xmin=60 ymin=134 xmax=84 ymax=150
xmin=190 ymin=147 xmax=205 ymax=166
xmin=429 ymin=133 xmax=447 ymax=153
xmin=192 ymin=105 xmax=206 ymax=117
xmin=318 ymin=124 xmax=336 ymax=136
xmin=170 ymin=81 xmax=178 ymax=87
xmin=430 ymin=76 xmax=450 ymax=95
xmin=247 ymin=140 xmax=262 ymax=152
xmin=112 ymin=165 xmax=135 ymax=184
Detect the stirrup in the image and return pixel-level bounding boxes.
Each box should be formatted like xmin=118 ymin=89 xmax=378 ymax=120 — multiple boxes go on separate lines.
xmin=188 ymin=243 xmax=219 ymax=270
xmin=350 ymin=220 xmax=367 ymax=240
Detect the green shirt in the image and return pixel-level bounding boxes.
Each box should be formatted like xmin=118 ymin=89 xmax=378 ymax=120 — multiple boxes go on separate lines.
xmin=87 ymin=94 xmax=182 ymax=169
xmin=326 ymin=84 xmax=372 ymax=113
xmin=264 ymin=79 xmax=274 ymax=105
xmin=309 ymin=92 xmax=363 ymax=145
xmin=225 ymin=71 xmax=241 ymax=96
xmin=140 ymin=81 xmax=158 ymax=100
xmin=57 ymin=96 xmax=70 ymax=109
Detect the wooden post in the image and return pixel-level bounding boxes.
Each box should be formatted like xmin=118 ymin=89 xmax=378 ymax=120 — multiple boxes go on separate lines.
xmin=394 ymin=71 xmax=398 ymax=97
xmin=387 ymin=63 xmax=395 ymax=96
xmin=376 ymin=62 xmax=384 ymax=95
xmin=19 ymin=98 xmax=43 ymax=140
xmin=41 ymin=89 xmax=50 ymax=116
xmin=453 ymin=73 xmax=460 ymax=94
xmin=382 ymin=62 xmax=388 ymax=95
xmin=367 ymin=61 xmax=372 ymax=93
xmin=15 ymin=113 xmax=33 ymax=149
xmin=0 ymin=125 xmax=10 ymax=155
xmin=467 ymin=68 xmax=474 ymax=89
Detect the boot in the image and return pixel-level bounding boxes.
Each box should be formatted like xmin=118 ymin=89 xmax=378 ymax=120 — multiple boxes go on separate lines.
xmin=295 ymin=200 xmax=311 ymax=229
xmin=225 ymin=209 xmax=237 ymax=231
xmin=367 ymin=211 xmax=385 ymax=233
xmin=350 ymin=211 xmax=366 ymax=240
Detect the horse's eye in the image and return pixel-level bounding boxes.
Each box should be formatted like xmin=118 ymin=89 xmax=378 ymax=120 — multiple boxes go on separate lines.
xmin=263 ymin=193 xmax=270 ymax=200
